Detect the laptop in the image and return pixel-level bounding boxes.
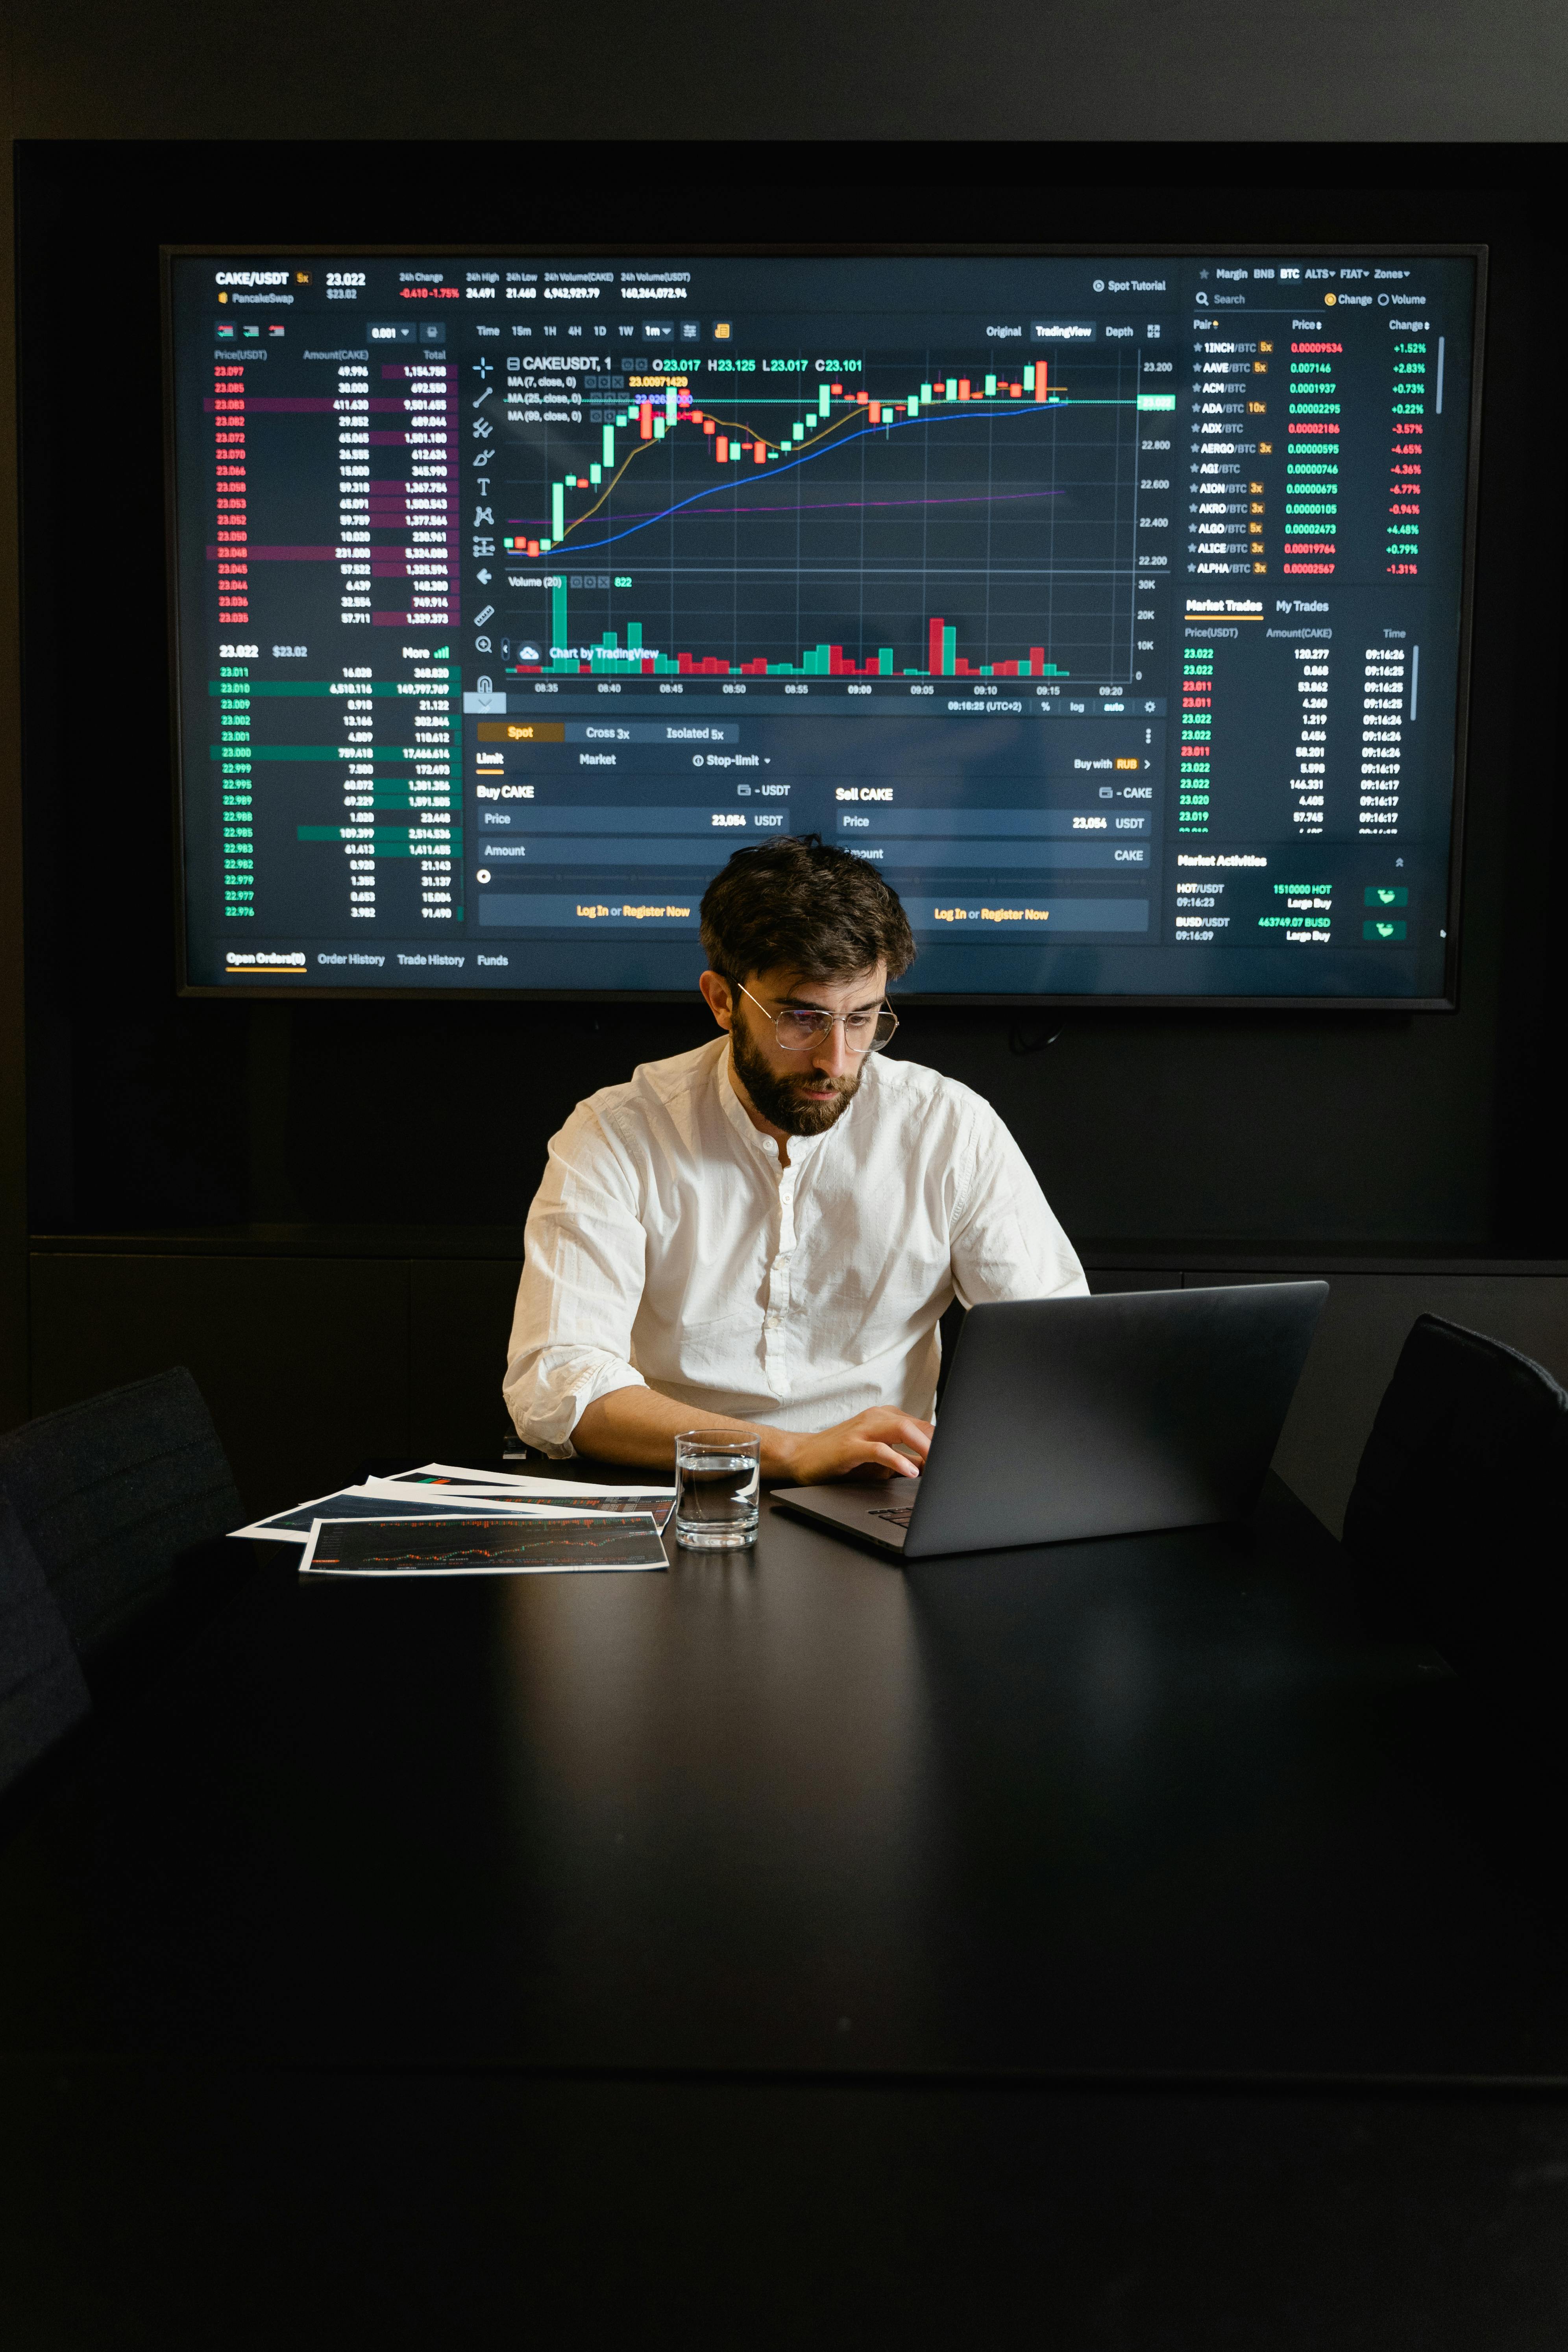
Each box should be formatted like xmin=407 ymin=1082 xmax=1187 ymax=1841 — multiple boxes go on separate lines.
xmin=771 ymin=1281 xmax=1327 ymax=1559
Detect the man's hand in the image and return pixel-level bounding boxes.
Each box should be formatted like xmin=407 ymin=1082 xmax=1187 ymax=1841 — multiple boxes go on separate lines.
xmin=571 ymin=1388 xmax=932 ymax=1483
xmin=773 ymin=1408 xmax=933 ymax=1485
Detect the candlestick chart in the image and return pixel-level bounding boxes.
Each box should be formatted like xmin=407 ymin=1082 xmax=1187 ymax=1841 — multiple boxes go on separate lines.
xmin=480 ymin=345 xmax=1161 ymax=684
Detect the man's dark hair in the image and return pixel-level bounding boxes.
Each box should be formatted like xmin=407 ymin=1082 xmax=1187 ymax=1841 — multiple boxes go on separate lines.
xmin=699 ymin=834 xmax=916 ymax=987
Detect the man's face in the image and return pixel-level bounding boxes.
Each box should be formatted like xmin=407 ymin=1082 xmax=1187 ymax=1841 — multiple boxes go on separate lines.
xmin=721 ymin=963 xmax=888 ymax=1138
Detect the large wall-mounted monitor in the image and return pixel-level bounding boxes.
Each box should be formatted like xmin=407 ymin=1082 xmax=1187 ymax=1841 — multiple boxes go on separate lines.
xmin=165 ymin=246 xmax=1483 ymax=1004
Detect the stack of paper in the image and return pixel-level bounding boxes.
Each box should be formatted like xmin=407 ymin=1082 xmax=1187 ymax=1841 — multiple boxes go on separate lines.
xmin=229 ymin=1462 xmax=675 ymax=1576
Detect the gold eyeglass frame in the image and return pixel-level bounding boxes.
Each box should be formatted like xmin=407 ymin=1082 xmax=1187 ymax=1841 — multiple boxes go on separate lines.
xmin=737 ymin=983 xmax=900 ymax=1056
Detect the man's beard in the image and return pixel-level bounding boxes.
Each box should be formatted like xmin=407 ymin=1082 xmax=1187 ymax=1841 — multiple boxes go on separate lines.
xmin=730 ymin=1015 xmax=863 ymax=1137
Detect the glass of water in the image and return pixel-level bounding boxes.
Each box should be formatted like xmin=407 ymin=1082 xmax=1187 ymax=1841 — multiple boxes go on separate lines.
xmin=674 ymin=1432 xmax=762 ymax=1550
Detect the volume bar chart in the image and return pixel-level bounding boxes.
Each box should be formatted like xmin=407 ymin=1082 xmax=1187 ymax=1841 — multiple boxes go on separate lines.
xmin=524 ymin=583 xmax=1067 ymax=678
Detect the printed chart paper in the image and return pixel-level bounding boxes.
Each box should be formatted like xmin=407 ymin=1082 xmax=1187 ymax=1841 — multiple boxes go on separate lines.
xmin=390 ymin=1463 xmax=675 ymax=1499
xmin=230 ymin=1482 xmax=570 ymax=1545
xmin=300 ymin=1513 xmax=668 ymax=1576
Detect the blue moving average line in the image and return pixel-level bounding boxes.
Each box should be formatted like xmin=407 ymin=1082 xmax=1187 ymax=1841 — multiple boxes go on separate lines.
xmin=547 ymin=397 xmax=1084 ymax=558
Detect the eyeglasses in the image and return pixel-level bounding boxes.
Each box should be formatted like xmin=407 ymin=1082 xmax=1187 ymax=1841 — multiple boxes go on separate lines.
xmin=738 ymin=984 xmax=900 ymax=1055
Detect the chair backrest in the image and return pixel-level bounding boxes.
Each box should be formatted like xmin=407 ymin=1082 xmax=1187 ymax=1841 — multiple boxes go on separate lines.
xmin=1342 ymin=1314 xmax=1568 ymax=1711
xmin=0 ymin=1487 xmax=91 ymax=1800
xmin=0 ymin=1368 xmax=244 ymax=1686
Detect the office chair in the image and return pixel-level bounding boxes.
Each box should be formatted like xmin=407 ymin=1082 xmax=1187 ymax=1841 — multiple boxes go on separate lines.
xmin=0 ymin=1487 xmax=91 ymax=1800
xmin=0 ymin=1368 xmax=245 ymax=1701
xmin=1342 ymin=1313 xmax=1568 ymax=1748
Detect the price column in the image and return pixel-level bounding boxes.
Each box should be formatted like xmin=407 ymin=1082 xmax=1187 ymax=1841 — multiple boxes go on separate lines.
xmin=213 ymin=364 xmax=250 ymax=628
xmin=1283 ymin=339 xmax=1341 ymax=579
xmin=1177 ymin=644 xmax=1212 ymax=831
xmin=1283 ymin=335 xmax=1341 ymax=573
xmin=216 ymin=664 xmax=255 ymax=916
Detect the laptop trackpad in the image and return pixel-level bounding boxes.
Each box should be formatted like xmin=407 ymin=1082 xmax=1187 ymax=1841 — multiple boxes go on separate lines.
xmin=845 ymin=1474 xmax=921 ymax=1529
xmin=839 ymin=1475 xmax=920 ymax=1509
xmin=769 ymin=1475 xmax=924 ymax=1551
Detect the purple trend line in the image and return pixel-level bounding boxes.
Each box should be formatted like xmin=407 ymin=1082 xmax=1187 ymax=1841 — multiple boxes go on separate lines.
xmin=505 ymin=486 xmax=1069 ymax=529
xmin=525 ymin=399 xmax=1078 ymax=555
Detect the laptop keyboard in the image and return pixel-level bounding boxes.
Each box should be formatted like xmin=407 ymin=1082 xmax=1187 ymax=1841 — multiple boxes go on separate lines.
xmin=869 ymin=1506 xmax=915 ymax=1528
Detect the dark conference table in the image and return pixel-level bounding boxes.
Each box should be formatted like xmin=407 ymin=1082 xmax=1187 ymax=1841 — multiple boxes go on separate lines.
xmin=5 ymin=1474 xmax=1568 ymax=2343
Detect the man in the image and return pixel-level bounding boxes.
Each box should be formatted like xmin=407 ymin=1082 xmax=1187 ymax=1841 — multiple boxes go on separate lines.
xmin=505 ymin=835 xmax=1085 ymax=1479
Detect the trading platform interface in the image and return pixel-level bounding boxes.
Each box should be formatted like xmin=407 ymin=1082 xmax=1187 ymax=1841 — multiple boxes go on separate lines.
xmin=167 ymin=250 xmax=1480 ymax=999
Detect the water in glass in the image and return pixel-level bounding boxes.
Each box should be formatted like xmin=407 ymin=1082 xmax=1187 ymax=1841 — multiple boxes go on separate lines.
xmin=675 ymin=1433 xmax=761 ymax=1550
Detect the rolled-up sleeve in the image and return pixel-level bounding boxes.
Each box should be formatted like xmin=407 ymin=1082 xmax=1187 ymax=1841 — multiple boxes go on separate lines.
xmin=503 ymin=1109 xmax=651 ymax=1457
xmin=949 ymin=1107 xmax=1088 ymax=1307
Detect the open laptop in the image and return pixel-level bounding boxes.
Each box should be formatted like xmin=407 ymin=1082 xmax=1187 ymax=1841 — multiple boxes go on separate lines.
xmin=771 ymin=1282 xmax=1327 ymax=1559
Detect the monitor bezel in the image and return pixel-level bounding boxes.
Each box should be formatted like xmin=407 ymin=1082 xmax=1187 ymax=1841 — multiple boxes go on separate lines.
xmin=163 ymin=239 xmax=1487 ymax=1012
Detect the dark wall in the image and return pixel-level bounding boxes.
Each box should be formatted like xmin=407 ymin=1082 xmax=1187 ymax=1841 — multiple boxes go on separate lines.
xmin=2 ymin=0 xmax=1566 ymax=1500
xmin=16 ymin=143 xmax=1567 ymax=1255
xmin=11 ymin=0 xmax=1568 ymax=144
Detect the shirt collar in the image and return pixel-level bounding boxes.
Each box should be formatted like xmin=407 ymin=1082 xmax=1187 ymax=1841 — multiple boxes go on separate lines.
xmin=714 ymin=1038 xmax=843 ymax=1167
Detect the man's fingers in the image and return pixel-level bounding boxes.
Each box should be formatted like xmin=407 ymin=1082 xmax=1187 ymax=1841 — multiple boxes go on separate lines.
xmin=862 ymin=1416 xmax=931 ymax=1459
xmin=859 ymin=1442 xmax=924 ymax=1479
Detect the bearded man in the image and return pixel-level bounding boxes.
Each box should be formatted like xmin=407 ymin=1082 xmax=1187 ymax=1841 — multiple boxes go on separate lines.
xmin=504 ymin=834 xmax=1085 ymax=1480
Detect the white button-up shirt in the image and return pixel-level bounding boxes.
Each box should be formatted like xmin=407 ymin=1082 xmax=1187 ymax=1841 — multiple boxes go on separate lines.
xmin=504 ymin=1035 xmax=1085 ymax=1456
